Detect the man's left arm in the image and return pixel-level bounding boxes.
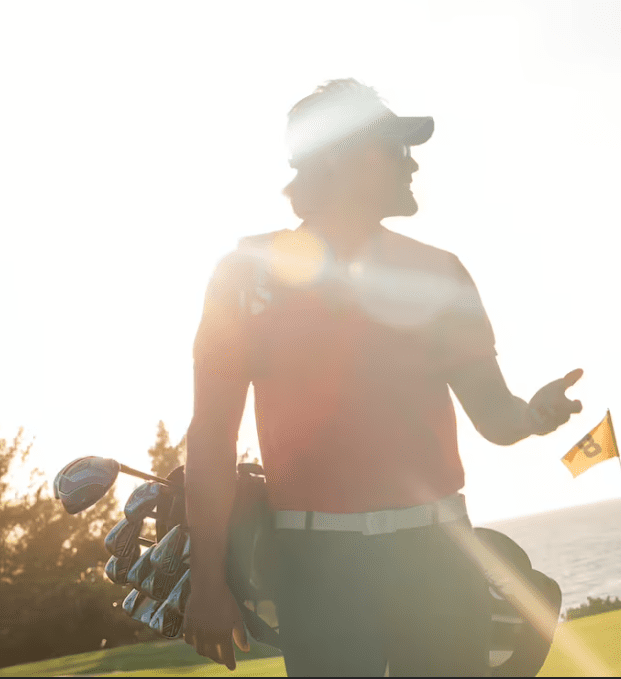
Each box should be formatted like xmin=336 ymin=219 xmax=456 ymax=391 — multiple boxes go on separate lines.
xmin=435 ymin=254 xmax=583 ymax=445
xmin=447 ymin=356 xmax=583 ymax=446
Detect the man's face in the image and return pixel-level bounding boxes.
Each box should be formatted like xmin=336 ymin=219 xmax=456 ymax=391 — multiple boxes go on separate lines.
xmin=355 ymin=138 xmax=420 ymax=218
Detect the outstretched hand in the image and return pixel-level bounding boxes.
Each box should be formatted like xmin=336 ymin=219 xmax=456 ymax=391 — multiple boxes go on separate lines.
xmin=526 ymin=368 xmax=584 ymax=436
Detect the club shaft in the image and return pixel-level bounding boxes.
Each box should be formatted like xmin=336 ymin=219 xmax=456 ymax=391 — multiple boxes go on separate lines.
xmin=118 ymin=464 xmax=182 ymax=490
xmin=139 ymin=537 xmax=155 ymax=547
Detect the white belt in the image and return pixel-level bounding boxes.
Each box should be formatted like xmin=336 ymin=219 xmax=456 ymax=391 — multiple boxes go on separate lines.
xmin=274 ymin=494 xmax=467 ymax=536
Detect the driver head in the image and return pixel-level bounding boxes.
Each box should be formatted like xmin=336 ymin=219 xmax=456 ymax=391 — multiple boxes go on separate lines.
xmin=54 ymin=457 xmax=120 ymax=514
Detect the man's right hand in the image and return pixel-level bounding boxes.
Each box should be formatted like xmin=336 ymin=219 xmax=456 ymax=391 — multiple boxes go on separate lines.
xmin=184 ymin=583 xmax=250 ymax=671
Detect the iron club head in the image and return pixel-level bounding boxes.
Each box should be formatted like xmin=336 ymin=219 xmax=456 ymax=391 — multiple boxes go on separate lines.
xmin=104 ymin=546 xmax=140 ymax=585
xmin=149 ymin=600 xmax=184 ymax=639
xmin=150 ymin=525 xmax=186 ymax=576
xmin=164 ymin=568 xmax=191 ymax=615
xmin=138 ymin=597 xmax=162 ymax=625
xmin=182 ymin=533 xmax=190 ymax=565
xmin=124 ymin=483 xmax=168 ymax=523
xmin=141 ymin=567 xmax=186 ymax=602
xmin=127 ymin=545 xmax=156 ymax=590
xmin=104 ymin=518 xmax=144 ymax=558
xmin=122 ymin=588 xmax=149 ymax=617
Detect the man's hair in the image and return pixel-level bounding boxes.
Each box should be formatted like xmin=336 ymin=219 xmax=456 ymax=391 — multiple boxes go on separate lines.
xmin=287 ymin=79 xmax=385 ymax=133
xmin=283 ymin=78 xmax=387 ymax=219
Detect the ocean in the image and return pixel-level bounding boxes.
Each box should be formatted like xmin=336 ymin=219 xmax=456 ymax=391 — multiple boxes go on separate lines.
xmin=484 ymin=498 xmax=621 ymax=614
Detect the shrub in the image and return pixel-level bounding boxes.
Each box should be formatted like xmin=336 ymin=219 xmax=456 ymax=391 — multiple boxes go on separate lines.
xmin=563 ymin=596 xmax=621 ymax=621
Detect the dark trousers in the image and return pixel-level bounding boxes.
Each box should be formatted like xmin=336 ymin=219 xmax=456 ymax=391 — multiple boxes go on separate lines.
xmin=272 ymin=517 xmax=491 ymax=677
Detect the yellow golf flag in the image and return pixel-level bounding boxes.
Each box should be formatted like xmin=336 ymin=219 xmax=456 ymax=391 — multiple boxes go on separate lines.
xmin=562 ymin=410 xmax=619 ymax=478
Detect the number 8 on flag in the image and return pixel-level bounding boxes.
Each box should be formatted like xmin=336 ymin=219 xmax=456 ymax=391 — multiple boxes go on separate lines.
xmin=562 ymin=410 xmax=620 ymax=478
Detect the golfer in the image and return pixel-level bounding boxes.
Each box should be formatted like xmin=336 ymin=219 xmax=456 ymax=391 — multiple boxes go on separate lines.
xmin=184 ymin=79 xmax=583 ymax=676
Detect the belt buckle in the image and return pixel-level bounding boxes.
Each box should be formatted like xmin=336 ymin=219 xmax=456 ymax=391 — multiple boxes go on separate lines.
xmin=362 ymin=510 xmax=396 ymax=536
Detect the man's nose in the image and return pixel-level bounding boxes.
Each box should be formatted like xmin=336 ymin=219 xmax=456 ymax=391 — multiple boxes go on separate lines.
xmin=408 ymin=156 xmax=419 ymax=173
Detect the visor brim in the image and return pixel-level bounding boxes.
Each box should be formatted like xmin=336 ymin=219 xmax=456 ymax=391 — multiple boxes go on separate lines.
xmin=380 ymin=116 xmax=434 ymax=146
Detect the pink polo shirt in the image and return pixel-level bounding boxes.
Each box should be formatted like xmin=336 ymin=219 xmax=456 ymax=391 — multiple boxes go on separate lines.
xmin=192 ymin=225 xmax=496 ymax=513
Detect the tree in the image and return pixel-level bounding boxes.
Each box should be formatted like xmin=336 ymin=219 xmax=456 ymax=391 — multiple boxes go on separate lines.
xmin=147 ymin=421 xmax=186 ymax=479
xmin=0 ymin=428 xmax=156 ymax=669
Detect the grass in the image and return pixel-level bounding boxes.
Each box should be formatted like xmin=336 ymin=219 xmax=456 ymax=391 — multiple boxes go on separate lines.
xmin=538 ymin=608 xmax=621 ymax=677
xmin=0 ymin=638 xmax=285 ymax=678
xmin=4 ymin=610 xmax=621 ymax=677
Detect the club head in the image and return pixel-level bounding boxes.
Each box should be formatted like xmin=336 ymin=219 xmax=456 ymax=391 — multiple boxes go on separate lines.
xmin=54 ymin=457 xmax=120 ymax=515
xmin=182 ymin=534 xmax=190 ymax=565
xmin=122 ymin=588 xmax=148 ymax=617
xmin=104 ymin=517 xmax=144 ymax=558
xmin=150 ymin=525 xmax=186 ymax=576
xmin=164 ymin=569 xmax=191 ymax=615
xmin=127 ymin=545 xmax=156 ymax=589
xmin=104 ymin=546 xmax=140 ymax=585
xmin=53 ymin=473 xmax=61 ymax=500
xmin=141 ymin=567 xmax=186 ymax=602
xmin=136 ymin=597 xmax=161 ymax=625
xmin=124 ymin=482 xmax=167 ymax=523
xmin=149 ymin=600 xmax=184 ymax=639
xmin=155 ymin=466 xmax=186 ymax=541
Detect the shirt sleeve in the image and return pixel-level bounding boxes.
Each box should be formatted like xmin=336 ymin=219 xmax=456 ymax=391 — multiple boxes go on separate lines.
xmin=430 ymin=255 xmax=497 ymax=374
xmin=192 ymin=250 xmax=252 ymax=413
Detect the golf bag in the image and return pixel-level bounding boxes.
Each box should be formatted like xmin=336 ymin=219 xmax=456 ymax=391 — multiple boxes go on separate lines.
xmin=153 ymin=463 xmax=279 ymax=647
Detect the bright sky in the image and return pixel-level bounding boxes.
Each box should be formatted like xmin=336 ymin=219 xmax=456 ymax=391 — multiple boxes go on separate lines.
xmin=1 ymin=0 xmax=620 ymax=524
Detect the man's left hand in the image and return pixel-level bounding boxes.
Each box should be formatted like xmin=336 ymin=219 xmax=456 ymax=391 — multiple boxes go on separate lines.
xmin=526 ymin=368 xmax=584 ymax=436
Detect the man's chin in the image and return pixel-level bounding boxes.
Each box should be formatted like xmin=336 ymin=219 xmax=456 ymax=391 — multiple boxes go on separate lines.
xmin=383 ymin=194 xmax=418 ymax=218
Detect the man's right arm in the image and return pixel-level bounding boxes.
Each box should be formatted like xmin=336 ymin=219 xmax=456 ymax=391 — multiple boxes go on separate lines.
xmin=186 ymin=377 xmax=249 ymax=587
xmin=184 ymin=251 xmax=252 ymax=668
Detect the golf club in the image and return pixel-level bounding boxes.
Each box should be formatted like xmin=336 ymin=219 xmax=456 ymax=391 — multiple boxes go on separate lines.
xmin=54 ymin=456 xmax=182 ymax=516
xmin=104 ymin=518 xmax=144 ymax=558
xmin=53 ymin=473 xmax=61 ymax=500
xmin=54 ymin=457 xmax=120 ymax=515
xmin=138 ymin=597 xmax=162 ymax=625
xmin=128 ymin=594 xmax=158 ymax=622
xmin=122 ymin=588 xmax=148 ymax=617
xmin=104 ymin=547 xmax=140 ymax=585
xmin=155 ymin=466 xmax=186 ymax=541
xmin=163 ymin=569 xmax=191 ymax=615
xmin=124 ymin=482 xmax=168 ymax=522
xmin=127 ymin=545 xmax=157 ymax=589
xmin=182 ymin=533 xmax=190 ymax=564
xmin=149 ymin=600 xmax=184 ymax=639
xmin=150 ymin=525 xmax=187 ymax=576
xmin=141 ymin=567 xmax=185 ymax=602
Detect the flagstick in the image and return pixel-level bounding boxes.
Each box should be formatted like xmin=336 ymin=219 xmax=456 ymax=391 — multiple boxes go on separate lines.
xmin=608 ymin=410 xmax=621 ymax=476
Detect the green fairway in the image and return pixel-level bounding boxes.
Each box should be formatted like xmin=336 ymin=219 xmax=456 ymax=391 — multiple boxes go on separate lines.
xmin=538 ymin=609 xmax=621 ymax=677
xmin=3 ymin=610 xmax=621 ymax=677
xmin=0 ymin=638 xmax=285 ymax=678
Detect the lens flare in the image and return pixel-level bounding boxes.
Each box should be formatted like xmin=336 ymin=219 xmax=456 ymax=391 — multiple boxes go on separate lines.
xmin=269 ymin=229 xmax=328 ymax=287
